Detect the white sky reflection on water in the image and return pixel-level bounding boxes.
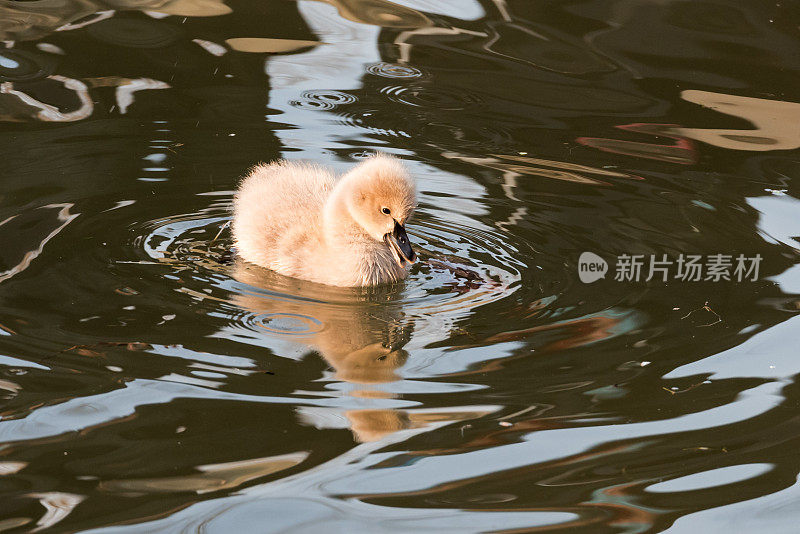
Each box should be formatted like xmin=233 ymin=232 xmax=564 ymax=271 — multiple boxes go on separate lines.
xmin=75 ymin=381 xmax=784 ymax=533
xmin=665 ymin=472 xmax=800 ymax=533
xmin=646 ymin=463 xmax=773 ymax=493
xmin=665 ymin=315 xmax=800 ymax=381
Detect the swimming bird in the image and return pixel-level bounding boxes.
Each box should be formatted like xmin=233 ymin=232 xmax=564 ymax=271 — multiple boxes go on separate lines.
xmin=232 ymin=154 xmax=417 ymax=287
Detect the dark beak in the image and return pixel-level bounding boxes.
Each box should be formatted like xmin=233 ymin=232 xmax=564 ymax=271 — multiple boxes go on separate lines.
xmin=385 ymin=221 xmax=416 ymax=266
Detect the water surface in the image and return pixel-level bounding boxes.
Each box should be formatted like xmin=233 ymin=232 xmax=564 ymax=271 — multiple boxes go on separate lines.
xmin=1 ymin=1 xmax=800 ymax=532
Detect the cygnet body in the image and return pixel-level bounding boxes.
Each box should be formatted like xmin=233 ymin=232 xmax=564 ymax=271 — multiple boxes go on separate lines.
xmin=232 ymin=155 xmax=417 ymax=287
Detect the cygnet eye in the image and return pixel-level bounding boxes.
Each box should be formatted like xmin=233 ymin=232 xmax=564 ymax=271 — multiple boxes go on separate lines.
xmin=381 ymin=207 xmax=391 ymax=215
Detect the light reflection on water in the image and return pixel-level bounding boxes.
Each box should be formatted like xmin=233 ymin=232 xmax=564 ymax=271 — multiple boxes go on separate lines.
xmin=0 ymin=0 xmax=799 ymax=532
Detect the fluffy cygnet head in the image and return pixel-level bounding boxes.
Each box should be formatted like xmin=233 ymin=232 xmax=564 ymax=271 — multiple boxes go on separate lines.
xmin=338 ymin=154 xmax=417 ymax=266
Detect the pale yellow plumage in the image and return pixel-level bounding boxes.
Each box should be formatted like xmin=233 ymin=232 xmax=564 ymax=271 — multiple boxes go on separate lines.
xmin=232 ymin=154 xmax=417 ymax=287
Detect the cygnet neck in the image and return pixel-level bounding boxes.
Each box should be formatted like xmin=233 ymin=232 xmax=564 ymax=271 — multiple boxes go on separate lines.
xmin=323 ymin=178 xmax=372 ymax=247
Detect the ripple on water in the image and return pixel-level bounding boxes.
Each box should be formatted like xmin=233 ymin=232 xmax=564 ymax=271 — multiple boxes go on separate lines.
xmin=130 ymin=205 xmax=523 ymax=345
xmin=236 ymin=311 xmax=325 ymax=336
xmin=419 ymin=121 xmax=517 ymax=149
xmin=335 ymin=110 xmax=413 ymax=139
xmin=289 ymin=90 xmax=358 ymax=110
xmin=332 ymin=110 xmax=515 ymax=147
xmin=405 ymin=218 xmax=523 ymax=321
xmin=378 ymin=84 xmax=483 ymax=111
xmin=366 ymin=62 xmax=424 ymax=79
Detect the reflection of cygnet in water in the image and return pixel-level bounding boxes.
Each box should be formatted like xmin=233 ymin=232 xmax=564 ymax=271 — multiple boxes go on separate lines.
xmin=232 ymin=261 xmax=416 ymax=442
xmin=232 ymin=155 xmax=417 ymax=287
xmin=231 ymin=260 xmax=412 ymax=385
xmin=345 ymin=409 xmax=413 ymax=443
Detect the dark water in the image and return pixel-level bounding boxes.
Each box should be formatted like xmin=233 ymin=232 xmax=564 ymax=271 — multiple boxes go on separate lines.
xmin=1 ymin=1 xmax=800 ymax=532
